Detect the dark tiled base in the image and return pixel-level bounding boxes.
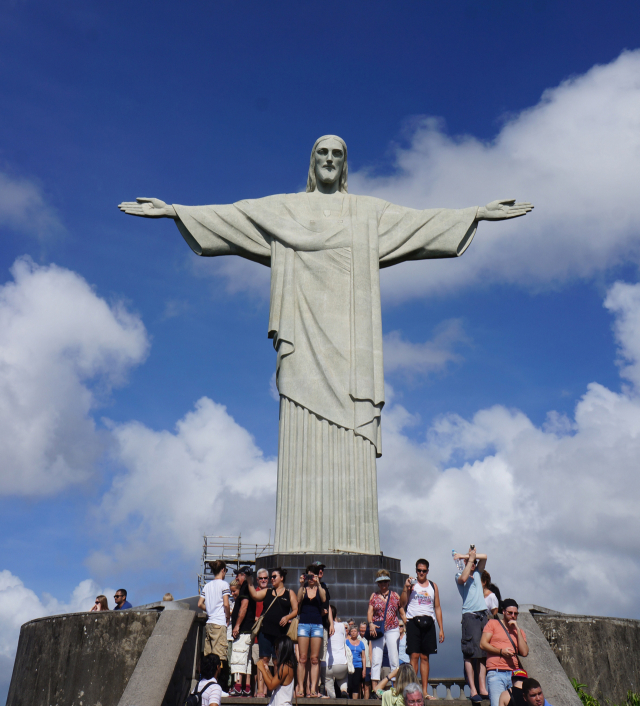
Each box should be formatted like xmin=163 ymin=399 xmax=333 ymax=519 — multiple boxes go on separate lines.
xmin=255 ymin=553 xmax=407 ymax=623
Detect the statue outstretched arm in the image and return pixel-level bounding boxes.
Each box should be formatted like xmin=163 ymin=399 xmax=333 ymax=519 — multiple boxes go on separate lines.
xmin=476 ymin=198 xmax=534 ymax=221
xmin=118 ymin=197 xmax=177 ymax=219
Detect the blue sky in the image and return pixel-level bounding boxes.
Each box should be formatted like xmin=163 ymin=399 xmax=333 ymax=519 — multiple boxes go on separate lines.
xmin=2 ymin=0 xmax=640 ymax=694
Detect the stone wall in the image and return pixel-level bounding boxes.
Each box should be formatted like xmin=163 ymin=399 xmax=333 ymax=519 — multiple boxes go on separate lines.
xmin=534 ymin=613 xmax=640 ymax=704
xmin=7 ymin=610 xmax=160 ymax=706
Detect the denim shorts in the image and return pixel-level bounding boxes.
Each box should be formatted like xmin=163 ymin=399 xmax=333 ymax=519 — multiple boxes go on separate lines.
xmin=297 ymin=622 xmax=324 ymax=638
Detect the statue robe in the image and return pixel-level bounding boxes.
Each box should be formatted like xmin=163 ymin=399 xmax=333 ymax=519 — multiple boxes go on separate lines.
xmin=174 ymin=193 xmax=478 ymax=554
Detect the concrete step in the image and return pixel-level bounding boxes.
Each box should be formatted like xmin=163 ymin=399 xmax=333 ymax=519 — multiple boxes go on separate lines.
xmin=222 ymin=696 xmax=469 ymax=706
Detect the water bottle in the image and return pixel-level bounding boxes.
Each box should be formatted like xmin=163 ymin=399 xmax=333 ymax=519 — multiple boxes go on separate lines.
xmin=452 ymin=550 xmax=465 ymax=573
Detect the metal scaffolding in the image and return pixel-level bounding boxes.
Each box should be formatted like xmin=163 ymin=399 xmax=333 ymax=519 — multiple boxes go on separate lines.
xmin=198 ymin=534 xmax=273 ymax=594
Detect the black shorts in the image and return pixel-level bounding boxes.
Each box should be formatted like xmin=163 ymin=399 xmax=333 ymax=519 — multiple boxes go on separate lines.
xmin=406 ymin=616 xmax=438 ymax=656
xmin=348 ymin=670 xmax=363 ymax=694
xmin=461 ymin=610 xmax=489 ymax=659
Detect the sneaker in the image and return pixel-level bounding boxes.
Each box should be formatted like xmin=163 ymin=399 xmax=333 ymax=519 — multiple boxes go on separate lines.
xmin=243 ymin=687 xmax=252 ymax=697
xmin=229 ymin=685 xmax=243 ymax=697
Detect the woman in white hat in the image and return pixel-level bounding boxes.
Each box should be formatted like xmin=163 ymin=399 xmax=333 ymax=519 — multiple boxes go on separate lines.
xmin=367 ymin=569 xmax=402 ymax=692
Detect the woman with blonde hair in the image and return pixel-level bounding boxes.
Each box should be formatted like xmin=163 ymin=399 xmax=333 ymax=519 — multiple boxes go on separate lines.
xmin=377 ymin=663 xmax=418 ymax=706
xmin=90 ymin=595 xmax=108 ymax=611
xmin=367 ymin=569 xmax=402 ymax=691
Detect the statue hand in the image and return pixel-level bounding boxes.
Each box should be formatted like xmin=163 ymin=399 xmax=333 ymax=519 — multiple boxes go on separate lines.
xmin=118 ymin=197 xmax=177 ymax=219
xmin=477 ymin=198 xmax=533 ymax=221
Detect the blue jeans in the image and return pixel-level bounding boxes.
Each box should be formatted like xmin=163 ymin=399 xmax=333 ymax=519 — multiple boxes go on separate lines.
xmin=487 ymin=670 xmax=512 ymax=706
xmin=297 ymin=622 xmax=324 ymax=638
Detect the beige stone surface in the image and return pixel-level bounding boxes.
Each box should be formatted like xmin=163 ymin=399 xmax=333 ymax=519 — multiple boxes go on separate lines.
xmin=118 ymin=135 xmax=532 ymax=554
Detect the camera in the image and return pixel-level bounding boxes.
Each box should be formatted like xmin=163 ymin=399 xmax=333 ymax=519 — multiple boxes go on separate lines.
xmin=410 ymin=578 xmax=417 ymax=585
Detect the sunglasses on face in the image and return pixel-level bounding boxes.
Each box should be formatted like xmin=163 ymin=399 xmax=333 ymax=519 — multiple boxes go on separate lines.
xmin=258 ymin=577 xmax=269 ymax=581
xmin=416 ymin=569 xmax=428 ymax=573
xmin=270 ymin=575 xmax=279 ymax=580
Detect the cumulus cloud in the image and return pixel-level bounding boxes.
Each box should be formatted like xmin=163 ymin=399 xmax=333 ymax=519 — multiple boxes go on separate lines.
xmin=349 ymin=50 xmax=640 ymax=302
xmin=0 ymin=570 xmax=114 ymax=696
xmin=88 ymin=397 xmax=277 ymax=575
xmin=0 ymin=257 xmax=149 ymax=495
xmin=377 ymin=279 xmax=640 ymax=622
xmin=0 ymin=171 xmax=62 ymax=238
xmin=383 ymin=319 xmax=469 ymax=377
xmin=187 ymin=51 xmax=640 ymax=305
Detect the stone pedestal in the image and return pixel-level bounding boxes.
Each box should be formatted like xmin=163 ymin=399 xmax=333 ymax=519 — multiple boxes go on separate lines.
xmin=255 ymin=553 xmax=407 ymax=623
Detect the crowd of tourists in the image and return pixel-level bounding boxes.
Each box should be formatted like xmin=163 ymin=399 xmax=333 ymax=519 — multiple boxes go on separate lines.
xmin=193 ymin=548 xmax=552 ymax=706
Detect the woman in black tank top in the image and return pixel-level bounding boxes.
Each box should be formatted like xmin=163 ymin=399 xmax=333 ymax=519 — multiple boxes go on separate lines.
xmin=247 ymin=568 xmax=298 ymax=660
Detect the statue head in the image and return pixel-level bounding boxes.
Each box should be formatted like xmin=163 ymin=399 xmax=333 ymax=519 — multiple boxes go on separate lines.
xmin=306 ymin=135 xmax=348 ymax=194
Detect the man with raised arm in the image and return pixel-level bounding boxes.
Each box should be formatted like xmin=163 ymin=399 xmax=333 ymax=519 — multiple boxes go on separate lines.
xmin=455 ymin=547 xmax=490 ymax=702
xmin=400 ymin=558 xmax=444 ymax=700
xmin=119 ymin=137 xmax=533 ymax=557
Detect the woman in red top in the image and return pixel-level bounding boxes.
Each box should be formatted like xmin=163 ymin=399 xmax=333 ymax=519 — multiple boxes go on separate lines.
xmin=367 ymin=569 xmax=402 ymax=691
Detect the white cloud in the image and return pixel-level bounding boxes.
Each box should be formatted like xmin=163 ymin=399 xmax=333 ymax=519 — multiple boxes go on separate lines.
xmin=183 ymin=50 xmax=640 ymax=304
xmin=0 ymin=257 xmax=149 ymax=495
xmin=349 ymin=50 xmax=640 ymax=302
xmin=377 ymin=280 xmax=640 ymax=621
xmin=0 ymin=570 xmax=114 ymax=695
xmin=383 ymin=319 xmax=468 ymax=377
xmin=88 ymin=397 xmax=277 ymax=575
xmin=0 ymin=171 xmax=62 ymax=238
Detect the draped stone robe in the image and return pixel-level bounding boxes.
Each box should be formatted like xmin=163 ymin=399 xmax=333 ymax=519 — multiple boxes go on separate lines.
xmin=173 ymin=192 xmax=478 ymax=554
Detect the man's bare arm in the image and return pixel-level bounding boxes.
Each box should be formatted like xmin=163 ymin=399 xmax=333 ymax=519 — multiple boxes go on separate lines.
xmin=223 ymin=594 xmax=230 ymax=623
xmin=233 ymin=598 xmax=249 ymax=637
xmin=198 ymin=596 xmax=206 ymax=611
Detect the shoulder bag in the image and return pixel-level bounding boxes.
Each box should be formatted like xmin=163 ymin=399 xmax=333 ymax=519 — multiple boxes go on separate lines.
xmin=287 ymin=589 xmax=299 ymax=643
xmin=365 ymin=591 xmax=391 ymax=641
xmin=251 ymin=588 xmax=278 ymax=640
xmin=497 ymin=618 xmax=521 ymax=668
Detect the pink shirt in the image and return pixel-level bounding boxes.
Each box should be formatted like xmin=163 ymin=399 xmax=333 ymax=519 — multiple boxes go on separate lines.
xmin=483 ymin=619 xmax=527 ymax=671
xmin=369 ymin=591 xmax=400 ymax=630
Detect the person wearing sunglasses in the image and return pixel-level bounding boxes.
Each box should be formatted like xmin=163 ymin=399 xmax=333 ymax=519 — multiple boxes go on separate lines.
xmin=90 ymin=595 xmax=109 ymax=612
xmin=247 ymin=568 xmax=299 ymax=680
xmin=400 ymin=559 xmax=444 ymax=700
xmin=367 ymin=569 xmax=402 ymax=692
xmin=480 ymin=599 xmax=529 ymax=706
xmin=113 ymin=589 xmax=132 ymax=610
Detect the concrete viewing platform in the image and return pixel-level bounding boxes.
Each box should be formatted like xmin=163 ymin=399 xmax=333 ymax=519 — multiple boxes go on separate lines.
xmin=7 ymin=602 xmax=640 ymax=706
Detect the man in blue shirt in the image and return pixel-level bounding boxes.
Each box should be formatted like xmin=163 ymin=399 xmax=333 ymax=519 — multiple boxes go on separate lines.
xmin=114 ymin=589 xmax=133 ymax=610
xmin=522 ymin=678 xmax=553 ymax=706
xmin=455 ymin=547 xmax=489 ymax=702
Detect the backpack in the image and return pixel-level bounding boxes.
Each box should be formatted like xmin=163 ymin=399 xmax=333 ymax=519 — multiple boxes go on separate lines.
xmin=185 ymin=680 xmax=216 ymax=706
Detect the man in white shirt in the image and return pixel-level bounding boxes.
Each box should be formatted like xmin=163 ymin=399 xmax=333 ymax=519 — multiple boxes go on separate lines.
xmin=195 ymin=654 xmax=223 ymax=706
xmin=198 ymin=560 xmax=231 ymax=663
xmin=400 ymin=558 xmax=445 ymax=699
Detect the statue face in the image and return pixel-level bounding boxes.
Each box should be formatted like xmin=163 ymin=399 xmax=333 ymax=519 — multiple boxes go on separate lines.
xmin=314 ymin=137 xmax=345 ymax=188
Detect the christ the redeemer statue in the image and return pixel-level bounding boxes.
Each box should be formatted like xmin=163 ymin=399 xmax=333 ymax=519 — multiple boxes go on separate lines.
xmin=119 ymin=135 xmax=532 ymax=556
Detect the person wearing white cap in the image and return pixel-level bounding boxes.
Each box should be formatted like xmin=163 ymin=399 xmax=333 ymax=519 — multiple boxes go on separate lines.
xmin=367 ymin=569 xmax=401 ymax=691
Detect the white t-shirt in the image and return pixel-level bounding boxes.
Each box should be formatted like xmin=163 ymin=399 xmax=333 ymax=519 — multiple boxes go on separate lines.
xmin=484 ymin=592 xmax=499 ymax=613
xmin=359 ymin=635 xmax=371 ymax=667
xmin=327 ymin=621 xmax=347 ymax=666
xmin=197 ymin=678 xmax=222 ymax=706
xmin=201 ymin=579 xmax=231 ymax=626
xmin=405 ymin=581 xmax=436 ymax=619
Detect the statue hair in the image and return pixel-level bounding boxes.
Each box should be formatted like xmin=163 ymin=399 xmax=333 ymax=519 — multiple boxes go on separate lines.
xmin=306 ymin=135 xmax=348 ymax=193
